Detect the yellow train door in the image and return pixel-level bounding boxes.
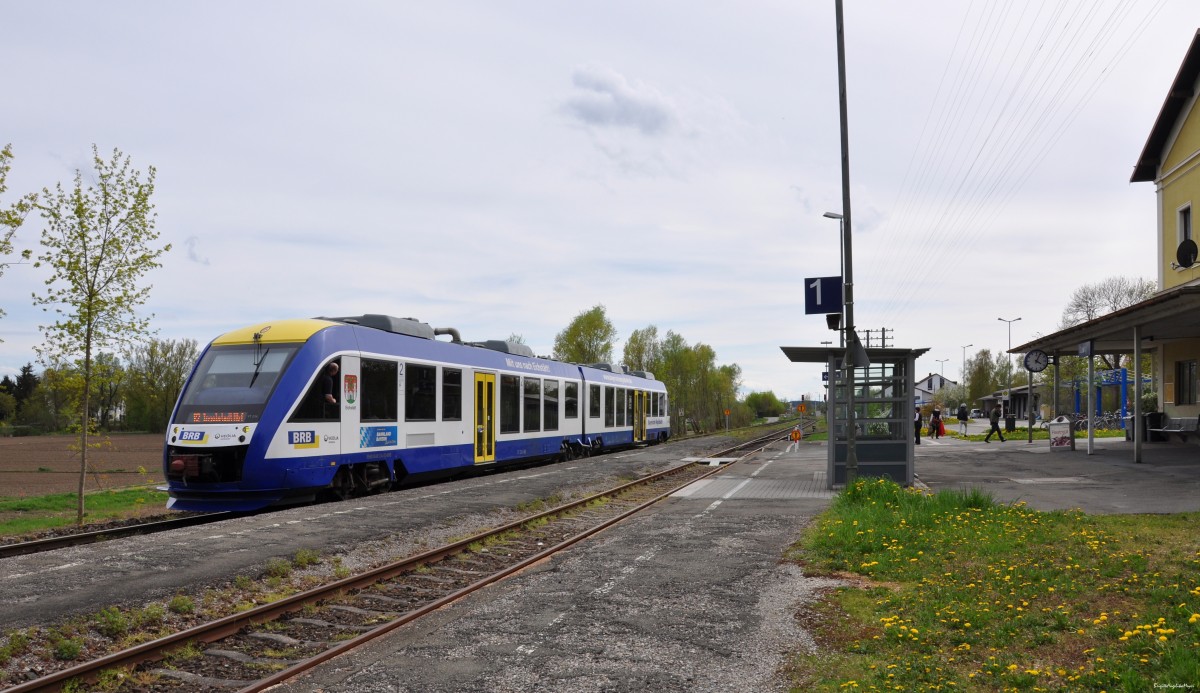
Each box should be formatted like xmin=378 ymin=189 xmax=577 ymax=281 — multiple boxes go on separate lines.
xmin=474 ymin=372 xmax=495 ymax=464
xmin=634 ymin=390 xmax=646 ymax=442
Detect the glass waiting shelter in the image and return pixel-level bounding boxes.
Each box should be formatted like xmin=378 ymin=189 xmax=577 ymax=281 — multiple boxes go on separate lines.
xmin=780 ymin=346 xmax=927 ymax=489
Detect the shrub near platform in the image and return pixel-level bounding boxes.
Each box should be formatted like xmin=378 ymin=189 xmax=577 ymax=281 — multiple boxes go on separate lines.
xmin=786 ymin=478 xmax=1200 ymax=691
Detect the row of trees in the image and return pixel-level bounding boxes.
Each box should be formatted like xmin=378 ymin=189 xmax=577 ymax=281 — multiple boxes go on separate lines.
xmin=550 ymin=305 xmax=755 ymax=433
xmin=0 ymin=338 xmax=199 ymax=435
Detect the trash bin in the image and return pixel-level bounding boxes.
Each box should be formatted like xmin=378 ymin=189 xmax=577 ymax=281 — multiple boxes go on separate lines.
xmin=1004 ymin=415 xmax=1016 ymax=432
xmin=1146 ymin=412 xmax=1165 ymax=442
xmin=1048 ymin=416 xmax=1073 ymax=451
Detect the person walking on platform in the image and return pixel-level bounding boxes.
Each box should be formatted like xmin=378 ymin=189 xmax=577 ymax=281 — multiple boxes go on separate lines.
xmin=930 ymin=408 xmax=943 ymax=440
xmin=914 ymin=406 xmax=922 ymax=445
xmin=984 ymin=403 xmax=1006 ymax=443
xmin=956 ymin=403 xmax=969 ymax=435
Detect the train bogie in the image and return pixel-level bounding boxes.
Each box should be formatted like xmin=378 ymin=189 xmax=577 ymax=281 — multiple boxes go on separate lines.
xmin=163 ymin=315 xmax=670 ymax=512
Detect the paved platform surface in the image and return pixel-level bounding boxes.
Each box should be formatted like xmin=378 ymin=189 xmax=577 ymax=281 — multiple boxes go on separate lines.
xmin=912 ymin=433 xmax=1200 ymax=514
xmin=277 ymin=436 xmax=1200 ymax=692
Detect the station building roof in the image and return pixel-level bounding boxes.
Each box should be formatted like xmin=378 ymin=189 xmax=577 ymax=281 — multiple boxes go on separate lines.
xmin=1011 ymin=284 xmax=1200 ymax=357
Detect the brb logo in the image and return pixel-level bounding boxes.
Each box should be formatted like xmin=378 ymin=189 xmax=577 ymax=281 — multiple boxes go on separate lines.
xmin=288 ymin=430 xmax=319 ymax=449
xmin=178 ymin=430 xmax=206 ymax=443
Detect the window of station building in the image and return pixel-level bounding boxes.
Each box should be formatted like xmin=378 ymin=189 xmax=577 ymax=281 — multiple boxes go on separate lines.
xmin=1180 ymin=205 xmax=1193 ymax=243
xmin=524 ymin=377 xmax=541 ymax=432
xmin=500 ymin=374 xmax=520 ymax=433
xmin=589 ymin=384 xmax=601 ymax=418
xmin=361 ymin=359 xmax=398 ymax=422
xmin=442 ymin=368 xmax=462 ymax=421
xmin=564 ymin=382 xmax=579 ymax=419
xmin=544 ymin=380 xmax=559 ymax=431
xmin=604 ymin=386 xmax=615 ymax=427
xmin=616 ymin=388 xmax=626 ymax=426
xmin=405 ymin=363 xmax=437 ymax=422
xmin=1177 ymin=360 xmax=1198 ymax=405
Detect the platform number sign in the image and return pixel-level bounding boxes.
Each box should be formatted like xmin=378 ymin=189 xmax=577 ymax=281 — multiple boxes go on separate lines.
xmin=804 ymin=276 xmax=843 ymax=315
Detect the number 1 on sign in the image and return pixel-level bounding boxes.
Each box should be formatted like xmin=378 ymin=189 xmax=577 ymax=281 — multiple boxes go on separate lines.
xmin=809 ymin=278 xmax=820 ymax=305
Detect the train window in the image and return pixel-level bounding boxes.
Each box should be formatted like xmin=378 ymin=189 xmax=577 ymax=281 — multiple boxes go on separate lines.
xmin=564 ymin=382 xmax=578 ymax=419
xmin=653 ymin=392 xmax=661 ymax=417
xmin=289 ymin=358 xmax=341 ymax=423
xmin=361 ymin=359 xmax=398 ymax=422
xmin=544 ymin=380 xmax=559 ymax=431
xmin=405 ymin=364 xmax=437 ymax=422
xmin=523 ymin=378 xmax=541 ymax=432
xmin=500 ymin=374 xmax=520 ymax=433
xmin=442 ymin=368 xmax=462 ymax=421
xmin=589 ymin=384 xmax=601 ymax=418
xmin=662 ymin=393 xmax=669 ymax=416
xmin=627 ymin=390 xmax=634 ymax=424
xmin=604 ymin=386 xmax=615 ymax=427
xmin=616 ymin=389 xmax=625 ymax=426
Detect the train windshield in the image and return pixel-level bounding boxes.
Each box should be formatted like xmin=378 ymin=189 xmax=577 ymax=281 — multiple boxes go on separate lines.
xmin=173 ymin=344 xmax=299 ymax=424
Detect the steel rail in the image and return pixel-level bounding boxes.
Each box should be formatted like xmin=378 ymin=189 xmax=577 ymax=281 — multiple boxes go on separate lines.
xmin=0 ymin=512 xmax=228 ymax=560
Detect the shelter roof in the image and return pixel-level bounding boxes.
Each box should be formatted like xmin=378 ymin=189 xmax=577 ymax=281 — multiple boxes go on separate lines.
xmin=779 ymin=346 xmax=930 ymax=364
xmin=1012 ymin=285 xmax=1200 ymax=356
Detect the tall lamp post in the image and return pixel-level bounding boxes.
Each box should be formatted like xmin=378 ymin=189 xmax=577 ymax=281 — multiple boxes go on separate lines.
xmin=832 ymin=0 xmax=859 ymax=485
xmin=998 ymin=317 xmax=1021 ymax=418
xmin=936 ymin=358 xmax=949 ymax=379
xmin=961 ymin=343 xmax=973 ymax=407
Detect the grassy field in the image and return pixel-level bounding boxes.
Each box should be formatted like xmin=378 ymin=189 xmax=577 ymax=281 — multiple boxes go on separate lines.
xmin=0 ymin=487 xmax=173 ymax=537
xmin=786 ymin=478 xmax=1200 ymax=691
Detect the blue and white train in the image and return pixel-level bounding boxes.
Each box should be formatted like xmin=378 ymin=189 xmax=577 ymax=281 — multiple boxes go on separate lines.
xmin=163 ymin=314 xmax=670 ymax=512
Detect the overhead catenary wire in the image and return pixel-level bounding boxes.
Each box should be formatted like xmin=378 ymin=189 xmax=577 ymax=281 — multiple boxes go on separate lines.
xmin=855 ymin=0 xmax=1169 ymax=335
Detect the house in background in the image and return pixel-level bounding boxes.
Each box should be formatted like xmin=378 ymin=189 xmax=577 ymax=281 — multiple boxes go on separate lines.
xmin=913 ymin=373 xmax=958 ymax=407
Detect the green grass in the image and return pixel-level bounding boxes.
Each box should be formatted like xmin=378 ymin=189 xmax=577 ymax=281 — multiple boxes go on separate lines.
xmin=786 ymin=477 xmax=1200 ymax=691
xmin=0 ymin=487 xmax=171 ymax=537
xmin=945 ymin=427 xmax=1126 ymax=442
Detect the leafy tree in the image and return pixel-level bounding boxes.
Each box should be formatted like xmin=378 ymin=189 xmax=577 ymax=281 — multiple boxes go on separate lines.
xmin=13 ymin=363 xmax=39 ymax=412
xmin=0 ymin=144 xmax=36 ymax=331
xmin=17 ymin=363 xmax=79 ymax=433
xmin=552 ymin=304 xmax=617 ymax=364
xmin=744 ymin=390 xmax=786 ymax=418
xmin=90 ymin=352 xmax=125 ymax=429
xmin=32 ymin=145 xmax=170 ymax=524
xmin=123 ymin=337 xmax=199 ymax=432
xmin=622 ymin=325 xmax=662 ymax=372
xmin=0 ymin=390 xmax=15 ymax=422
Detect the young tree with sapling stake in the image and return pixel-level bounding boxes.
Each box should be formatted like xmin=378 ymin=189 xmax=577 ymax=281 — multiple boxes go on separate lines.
xmin=32 ymin=145 xmax=171 ymax=525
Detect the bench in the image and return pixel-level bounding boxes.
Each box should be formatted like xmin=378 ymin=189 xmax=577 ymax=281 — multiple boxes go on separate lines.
xmin=1147 ymin=414 xmax=1200 ymax=442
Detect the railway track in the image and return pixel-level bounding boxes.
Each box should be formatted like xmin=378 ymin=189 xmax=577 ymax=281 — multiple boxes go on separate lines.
xmin=0 ymin=513 xmax=228 ymax=560
xmin=4 ymin=429 xmax=787 ymax=693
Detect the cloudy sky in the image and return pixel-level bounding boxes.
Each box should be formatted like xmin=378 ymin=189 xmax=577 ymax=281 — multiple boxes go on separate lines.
xmin=0 ymin=1 xmax=1192 ymax=400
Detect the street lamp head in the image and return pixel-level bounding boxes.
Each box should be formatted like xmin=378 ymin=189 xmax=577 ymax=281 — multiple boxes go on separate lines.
xmin=823 ymin=211 xmax=843 ymax=220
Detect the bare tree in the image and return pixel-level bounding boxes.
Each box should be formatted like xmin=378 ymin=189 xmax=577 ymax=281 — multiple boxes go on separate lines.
xmin=1060 ymin=276 xmax=1156 ymax=328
